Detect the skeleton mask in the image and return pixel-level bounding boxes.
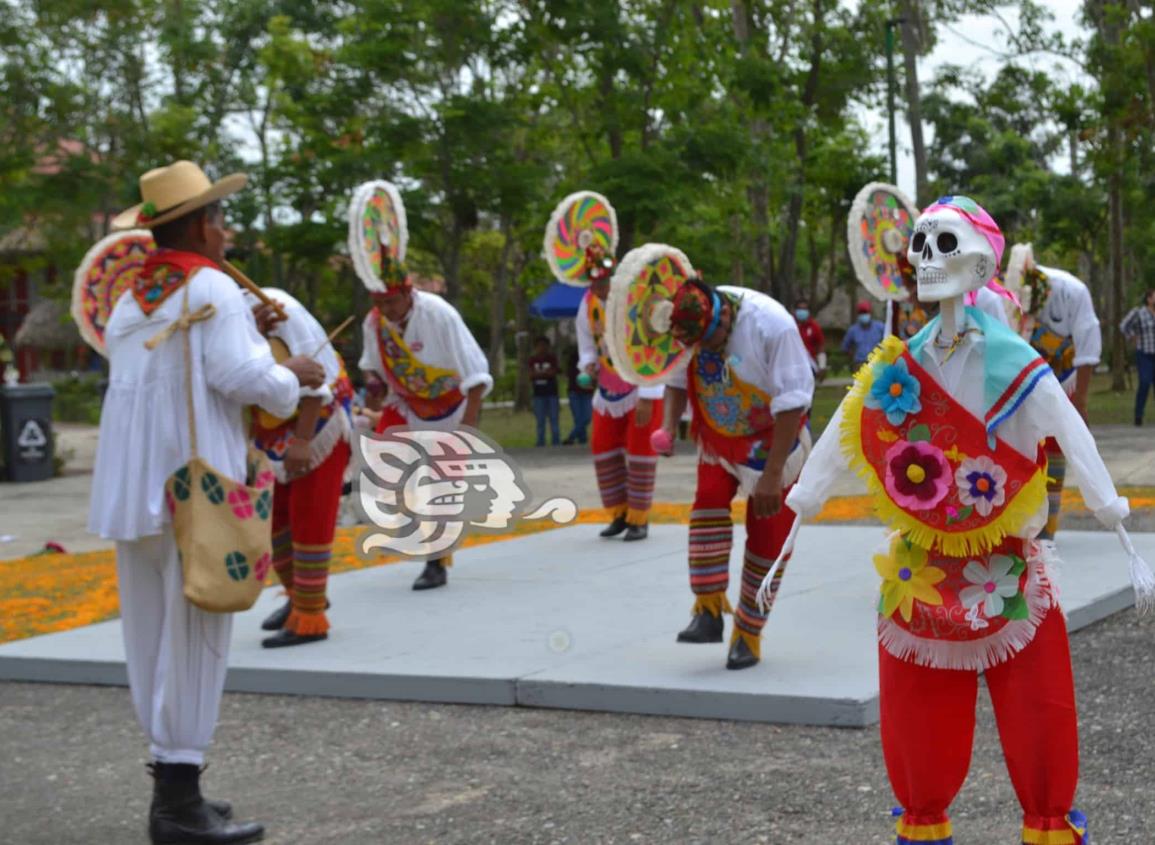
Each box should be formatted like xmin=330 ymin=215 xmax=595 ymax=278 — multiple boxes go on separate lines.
xmin=907 ymin=197 xmax=1003 ymax=303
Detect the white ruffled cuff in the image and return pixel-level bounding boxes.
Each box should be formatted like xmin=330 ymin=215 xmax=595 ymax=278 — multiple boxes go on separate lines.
xmin=1095 ymin=496 xmax=1130 ymax=529
xmin=462 ymin=373 xmax=494 ymax=397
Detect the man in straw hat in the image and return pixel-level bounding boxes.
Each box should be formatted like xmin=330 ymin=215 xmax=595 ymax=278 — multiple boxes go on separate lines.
xmin=653 ymin=275 xmax=813 ymax=670
xmin=358 ymin=252 xmax=492 ymax=590
xmin=89 ymin=160 xmax=325 ymax=844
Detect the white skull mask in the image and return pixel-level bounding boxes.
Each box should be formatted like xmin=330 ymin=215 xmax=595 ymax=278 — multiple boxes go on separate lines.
xmin=908 ymin=208 xmax=997 ymax=302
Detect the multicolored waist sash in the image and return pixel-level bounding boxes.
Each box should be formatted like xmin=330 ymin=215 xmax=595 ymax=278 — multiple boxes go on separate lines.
xmin=251 ymin=368 xmax=355 ymax=465
xmin=1029 ymin=324 xmax=1076 ymax=384
xmin=375 ymin=310 xmax=464 ymax=421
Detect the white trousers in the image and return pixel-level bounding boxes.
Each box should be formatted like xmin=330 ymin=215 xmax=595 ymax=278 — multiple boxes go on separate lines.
xmin=116 ymin=527 xmax=232 ymax=765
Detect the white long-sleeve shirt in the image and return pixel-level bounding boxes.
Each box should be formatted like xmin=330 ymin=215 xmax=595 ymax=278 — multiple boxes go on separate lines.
xmin=575 ymin=291 xmax=663 ymax=416
xmin=243 ymin=287 xmax=340 ymax=404
xmin=666 ymin=286 xmax=815 ymax=416
xmin=358 ymin=289 xmax=493 ymax=428
xmin=974 ymin=285 xmax=1012 ymax=327
xmin=89 ymin=268 xmax=300 ymax=541
xmin=787 ymin=319 xmax=1127 ymax=535
xmin=1036 ymin=266 xmax=1102 ymax=383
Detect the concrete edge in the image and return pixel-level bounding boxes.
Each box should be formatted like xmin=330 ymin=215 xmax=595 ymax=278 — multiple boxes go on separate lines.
xmin=515 ymin=678 xmax=878 ymax=728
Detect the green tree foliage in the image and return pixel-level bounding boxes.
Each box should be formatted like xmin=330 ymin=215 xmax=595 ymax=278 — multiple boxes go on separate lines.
xmin=1 ymin=0 xmax=1151 ymax=388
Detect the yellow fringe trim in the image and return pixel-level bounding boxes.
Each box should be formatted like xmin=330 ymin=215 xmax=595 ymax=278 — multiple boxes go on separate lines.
xmin=840 ymin=336 xmax=1049 ymax=558
xmin=730 ymin=626 xmax=761 ymax=659
xmin=626 ymin=507 xmax=649 ymax=527
xmin=691 ymin=592 xmax=733 ymax=618
xmin=286 ymin=609 xmax=330 ymax=636
xmin=611 ymin=505 xmax=628 ymax=520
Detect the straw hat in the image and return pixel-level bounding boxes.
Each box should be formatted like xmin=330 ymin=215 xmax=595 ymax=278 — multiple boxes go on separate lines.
xmin=112 ymin=161 xmax=247 ymax=230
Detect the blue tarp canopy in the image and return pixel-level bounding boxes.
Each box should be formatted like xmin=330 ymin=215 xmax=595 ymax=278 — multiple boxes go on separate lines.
xmin=530 ymin=281 xmax=586 ymax=319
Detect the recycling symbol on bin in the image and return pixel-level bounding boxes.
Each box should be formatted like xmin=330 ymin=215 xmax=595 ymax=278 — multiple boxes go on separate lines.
xmin=16 ymin=420 xmax=48 ymax=460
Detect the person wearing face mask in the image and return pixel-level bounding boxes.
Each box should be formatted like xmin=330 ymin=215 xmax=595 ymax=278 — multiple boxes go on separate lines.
xmin=842 ymin=300 xmax=885 ymax=370
xmin=357 ymin=251 xmax=493 ymax=591
xmin=793 ymin=297 xmax=827 ymax=382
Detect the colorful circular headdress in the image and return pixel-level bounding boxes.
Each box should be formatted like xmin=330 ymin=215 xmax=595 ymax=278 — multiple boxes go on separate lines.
xmin=605 ymin=243 xmax=696 ymax=386
xmin=71 ymin=230 xmax=156 ymax=356
xmin=847 ymin=182 xmax=919 ymax=301
xmin=348 ymin=179 xmax=409 ymax=293
xmin=543 ymin=191 xmax=618 ymax=287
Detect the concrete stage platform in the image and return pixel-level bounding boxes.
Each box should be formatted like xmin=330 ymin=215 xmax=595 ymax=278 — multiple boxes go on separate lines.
xmin=0 ymin=525 xmax=1144 ymax=727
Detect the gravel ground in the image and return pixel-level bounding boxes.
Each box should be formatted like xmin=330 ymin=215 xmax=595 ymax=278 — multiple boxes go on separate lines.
xmin=2 ymin=608 xmax=1152 ymax=844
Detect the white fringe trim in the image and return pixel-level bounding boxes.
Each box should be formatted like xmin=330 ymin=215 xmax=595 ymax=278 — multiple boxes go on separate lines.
xmin=271 ymin=410 xmax=351 ymax=484
xmin=593 ymin=389 xmax=638 ymax=418
xmin=697 ymin=426 xmax=813 ymax=498
xmin=877 ymin=550 xmax=1059 ymax=672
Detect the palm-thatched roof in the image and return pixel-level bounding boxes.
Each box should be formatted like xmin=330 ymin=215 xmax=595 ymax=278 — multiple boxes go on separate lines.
xmin=14 ymin=299 xmax=81 ymax=350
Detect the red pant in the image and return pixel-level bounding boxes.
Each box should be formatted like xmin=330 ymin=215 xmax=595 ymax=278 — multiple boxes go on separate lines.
xmin=687 ymin=460 xmax=795 ymax=657
xmin=271 ymin=439 xmax=350 ymax=634
xmin=882 ymin=609 xmax=1083 ymax=843
xmin=590 ymin=401 xmax=662 ymax=526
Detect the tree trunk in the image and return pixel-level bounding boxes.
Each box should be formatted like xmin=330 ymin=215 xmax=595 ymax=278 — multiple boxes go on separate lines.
xmin=729 ymin=212 xmax=745 ymax=285
xmin=513 ymin=281 xmax=532 ymax=412
xmin=487 ymin=215 xmax=516 ymax=372
xmin=898 ymin=0 xmax=928 ymax=204
xmin=1108 ymin=128 xmax=1127 ymax=391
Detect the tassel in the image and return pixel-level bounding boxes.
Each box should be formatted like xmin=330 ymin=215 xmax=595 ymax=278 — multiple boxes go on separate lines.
xmin=756 ymin=516 xmax=800 ymax=613
xmin=1116 ymin=524 xmax=1155 ymax=614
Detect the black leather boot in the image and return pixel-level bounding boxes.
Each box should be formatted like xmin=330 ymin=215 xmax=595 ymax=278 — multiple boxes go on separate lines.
xmin=676 ymin=611 xmax=724 ymax=643
xmin=726 ymin=637 xmax=759 ymax=670
xmin=622 ymin=524 xmax=648 ymax=542
xmin=148 ymin=763 xmax=263 ymax=844
xmin=599 ymin=516 xmax=629 ymax=538
xmin=259 ymin=600 xmax=291 ymax=631
xmin=412 ymin=559 xmax=448 ymax=591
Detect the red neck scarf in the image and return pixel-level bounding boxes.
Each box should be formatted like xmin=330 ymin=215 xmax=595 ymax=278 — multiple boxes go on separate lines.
xmin=134 ymin=249 xmax=220 ymax=315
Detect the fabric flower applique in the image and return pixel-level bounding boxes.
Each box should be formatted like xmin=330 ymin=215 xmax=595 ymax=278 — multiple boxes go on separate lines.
xmin=883 ymin=439 xmax=952 ymax=511
xmin=960 ymin=554 xmax=1024 ymax=619
xmin=874 ymin=536 xmax=946 ymax=623
xmin=865 ymin=357 xmax=922 ymax=426
xmin=954 ymin=455 xmax=1008 ymax=517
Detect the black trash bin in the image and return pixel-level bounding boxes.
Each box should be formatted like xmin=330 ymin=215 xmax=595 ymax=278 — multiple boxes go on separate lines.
xmin=0 ymin=383 xmax=55 ymax=482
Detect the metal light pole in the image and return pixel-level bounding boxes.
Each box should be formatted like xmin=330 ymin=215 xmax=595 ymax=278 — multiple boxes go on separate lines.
xmin=885 ymin=17 xmax=905 ymax=185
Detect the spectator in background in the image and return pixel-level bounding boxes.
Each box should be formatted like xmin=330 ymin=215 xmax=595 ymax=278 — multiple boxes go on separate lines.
xmin=793 ymin=297 xmax=827 ymax=382
xmin=529 ymin=335 xmax=561 ymax=446
xmin=842 ymin=300 xmax=885 ymax=370
xmin=564 ymin=347 xmax=593 ymax=445
xmin=1121 ymin=289 xmax=1155 ymax=426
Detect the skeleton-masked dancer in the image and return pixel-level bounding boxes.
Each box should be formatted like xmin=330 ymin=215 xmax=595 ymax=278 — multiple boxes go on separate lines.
xmin=246 ymin=288 xmax=353 ymax=647
xmin=763 ymin=196 xmax=1151 ymax=844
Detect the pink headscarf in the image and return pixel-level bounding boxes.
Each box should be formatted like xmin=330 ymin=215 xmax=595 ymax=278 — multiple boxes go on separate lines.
xmin=924 ymin=195 xmax=1020 ymax=311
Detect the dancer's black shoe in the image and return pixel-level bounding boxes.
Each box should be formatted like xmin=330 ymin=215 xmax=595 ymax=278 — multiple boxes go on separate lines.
xmin=726 ymin=637 xmax=759 ymax=670
xmin=599 ymin=516 xmax=629 ymax=538
xmin=148 ymin=763 xmax=264 ymax=844
xmin=676 ymin=612 xmax=724 ymax=643
xmin=413 ymin=559 xmax=448 ymax=590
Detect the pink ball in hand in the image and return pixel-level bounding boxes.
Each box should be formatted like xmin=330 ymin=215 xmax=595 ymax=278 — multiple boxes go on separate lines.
xmin=650 ymin=428 xmax=674 ymax=455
